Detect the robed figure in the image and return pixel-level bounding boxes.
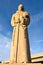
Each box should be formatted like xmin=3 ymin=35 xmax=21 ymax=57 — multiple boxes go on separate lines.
xmin=10 ymin=4 xmax=31 ymax=63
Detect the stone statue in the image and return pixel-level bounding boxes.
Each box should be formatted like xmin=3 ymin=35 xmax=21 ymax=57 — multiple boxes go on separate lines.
xmin=10 ymin=4 xmax=31 ymax=63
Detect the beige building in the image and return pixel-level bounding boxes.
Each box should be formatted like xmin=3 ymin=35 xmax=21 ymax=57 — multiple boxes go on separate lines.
xmin=31 ymin=52 xmax=43 ymax=64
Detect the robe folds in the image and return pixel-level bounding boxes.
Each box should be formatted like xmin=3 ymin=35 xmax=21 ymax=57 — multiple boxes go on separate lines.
xmin=10 ymin=11 xmax=31 ymax=63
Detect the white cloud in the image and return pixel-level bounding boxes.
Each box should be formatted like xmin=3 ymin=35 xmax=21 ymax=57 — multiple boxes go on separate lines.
xmin=5 ymin=44 xmax=11 ymax=49
xmin=0 ymin=45 xmax=2 ymax=48
xmin=6 ymin=31 xmax=12 ymax=38
xmin=33 ymin=39 xmax=43 ymax=43
xmin=30 ymin=44 xmax=41 ymax=54
xmin=0 ymin=24 xmax=3 ymax=31
xmin=0 ymin=33 xmax=11 ymax=49
xmin=30 ymin=47 xmax=41 ymax=54
xmin=7 ymin=31 xmax=11 ymax=36
xmin=0 ymin=33 xmax=11 ymax=60
xmin=30 ymin=39 xmax=43 ymax=54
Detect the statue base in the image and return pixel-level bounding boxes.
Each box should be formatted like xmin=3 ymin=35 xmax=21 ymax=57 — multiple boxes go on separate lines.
xmin=0 ymin=63 xmax=42 ymax=65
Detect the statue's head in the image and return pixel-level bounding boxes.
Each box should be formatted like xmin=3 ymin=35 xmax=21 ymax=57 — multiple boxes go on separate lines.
xmin=18 ymin=4 xmax=24 ymax=11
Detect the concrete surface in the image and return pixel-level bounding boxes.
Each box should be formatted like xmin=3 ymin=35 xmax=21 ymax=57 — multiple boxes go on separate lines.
xmin=0 ymin=63 xmax=42 ymax=65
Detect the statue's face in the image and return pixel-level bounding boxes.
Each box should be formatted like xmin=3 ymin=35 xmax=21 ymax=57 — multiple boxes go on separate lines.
xmin=18 ymin=4 xmax=24 ymax=11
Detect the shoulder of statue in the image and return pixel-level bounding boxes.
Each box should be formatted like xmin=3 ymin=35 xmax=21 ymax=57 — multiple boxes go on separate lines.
xmin=23 ymin=11 xmax=30 ymax=21
xmin=12 ymin=14 xmax=15 ymax=17
xmin=24 ymin=11 xmax=30 ymax=15
xmin=16 ymin=11 xmax=19 ymax=13
xmin=24 ymin=11 xmax=28 ymax=13
xmin=23 ymin=11 xmax=30 ymax=18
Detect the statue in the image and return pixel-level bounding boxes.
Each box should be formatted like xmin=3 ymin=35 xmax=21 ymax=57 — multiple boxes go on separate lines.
xmin=10 ymin=4 xmax=31 ymax=63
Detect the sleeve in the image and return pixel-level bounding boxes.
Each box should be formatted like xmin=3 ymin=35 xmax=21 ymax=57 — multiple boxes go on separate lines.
xmin=11 ymin=14 xmax=15 ymax=27
xmin=25 ymin=12 xmax=30 ymax=26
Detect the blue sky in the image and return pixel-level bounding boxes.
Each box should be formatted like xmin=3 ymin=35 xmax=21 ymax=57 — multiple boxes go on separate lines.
xmin=0 ymin=0 xmax=43 ymax=61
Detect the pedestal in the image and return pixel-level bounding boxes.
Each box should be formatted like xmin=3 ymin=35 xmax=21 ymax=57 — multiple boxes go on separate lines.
xmin=0 ymin=63 xmax=42 ymax=65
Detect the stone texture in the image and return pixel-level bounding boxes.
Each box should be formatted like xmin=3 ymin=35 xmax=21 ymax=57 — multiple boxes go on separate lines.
xmin=0 ymin=63 xmax=42 ymax=65
xmin=31 ymin=52 xmax=43 ymax=62
xmin=10 ymin=4 xmax=31 ymax=63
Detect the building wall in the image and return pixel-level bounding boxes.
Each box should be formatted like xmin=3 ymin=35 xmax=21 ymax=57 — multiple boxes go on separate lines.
xmin=31 ymin=52 xmax=43 ymax=63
